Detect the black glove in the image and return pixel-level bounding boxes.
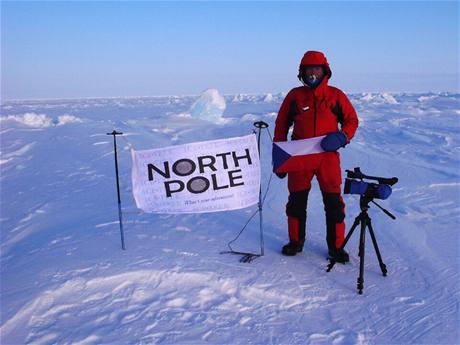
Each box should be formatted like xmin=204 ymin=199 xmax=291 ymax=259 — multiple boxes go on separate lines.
xmin=276 ymin=172 xmax=287 ymax=179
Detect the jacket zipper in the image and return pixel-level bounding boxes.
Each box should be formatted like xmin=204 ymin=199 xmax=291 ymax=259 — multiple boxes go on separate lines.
xmin=313 ymin=96 xmax=317 ymax=137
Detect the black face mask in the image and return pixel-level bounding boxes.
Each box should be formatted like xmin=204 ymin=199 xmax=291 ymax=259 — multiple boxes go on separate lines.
xmin=301 ymin=73 xmax=323 ymax=88
xmin=304 ymin=74 xmax=322 ymax=88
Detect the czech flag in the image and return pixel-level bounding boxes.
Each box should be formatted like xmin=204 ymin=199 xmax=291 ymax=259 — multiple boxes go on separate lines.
xmin=272 ymin=136 xmax=326 ymax=173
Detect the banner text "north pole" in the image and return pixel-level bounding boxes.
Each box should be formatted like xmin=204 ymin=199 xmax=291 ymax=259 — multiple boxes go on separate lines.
xmin=147 ymin=149 xmax=253 ymax=197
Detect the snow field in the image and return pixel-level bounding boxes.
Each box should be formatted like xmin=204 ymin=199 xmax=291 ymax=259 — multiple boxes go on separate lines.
xmin=0 ymin=92 xmax=459 ymax=344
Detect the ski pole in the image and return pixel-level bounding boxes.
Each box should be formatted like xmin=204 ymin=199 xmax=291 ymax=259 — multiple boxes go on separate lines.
xmin=254 ymin=121 xmax=268 ymax=256
xmin=107 ymin=130 xmax=126 ymax=250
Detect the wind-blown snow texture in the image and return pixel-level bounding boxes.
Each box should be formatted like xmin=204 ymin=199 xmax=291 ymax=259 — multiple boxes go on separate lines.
xmin=1 ymin=92 xmax=459 ymax=345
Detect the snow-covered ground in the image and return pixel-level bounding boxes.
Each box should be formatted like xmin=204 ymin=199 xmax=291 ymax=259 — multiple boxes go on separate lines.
xmin=1 ymin=92 xmax=459 ymax=344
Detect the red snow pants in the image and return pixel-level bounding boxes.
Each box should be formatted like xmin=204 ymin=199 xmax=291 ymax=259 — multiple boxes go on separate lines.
xmin=286 ymin=151 xmax=345 ymax=251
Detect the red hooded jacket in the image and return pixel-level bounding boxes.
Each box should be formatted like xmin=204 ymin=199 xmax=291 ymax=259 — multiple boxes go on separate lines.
xmin=274 ymin=51 xmax=359 ymax=142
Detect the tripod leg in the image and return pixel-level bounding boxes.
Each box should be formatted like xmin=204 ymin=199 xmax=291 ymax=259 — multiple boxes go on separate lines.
xmin=341 ymin=215 xmax=360 ymax=250
xmin=357 ymin=220 xmax=366 ymax=294
xmin=367 ymin=219 xmax=388 ymax=276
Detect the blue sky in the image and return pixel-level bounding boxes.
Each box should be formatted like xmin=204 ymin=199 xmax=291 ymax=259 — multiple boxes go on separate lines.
xmin=1 ymin=1 xmax=459 ymax=100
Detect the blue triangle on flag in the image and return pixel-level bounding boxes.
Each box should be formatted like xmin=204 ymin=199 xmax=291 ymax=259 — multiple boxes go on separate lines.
xmin=272 ymin=143 xmax=291 ymax=172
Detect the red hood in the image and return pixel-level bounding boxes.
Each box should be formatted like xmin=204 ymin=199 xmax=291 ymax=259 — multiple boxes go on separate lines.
xmin=299 ymin=51 xmax=332 ymax=79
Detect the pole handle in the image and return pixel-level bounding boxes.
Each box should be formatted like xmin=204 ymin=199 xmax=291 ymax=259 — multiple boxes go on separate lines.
xmin=253 ymin=121 xmax=268 ymax=129
xmin=107 ymin=130 xmax=124 ymax=136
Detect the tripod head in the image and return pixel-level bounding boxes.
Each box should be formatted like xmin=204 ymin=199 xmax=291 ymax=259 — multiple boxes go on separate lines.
xmin=359 ymin=195 xmax=396 ymax=220
xmin=359 ymin=195 xmax=373 ymax=211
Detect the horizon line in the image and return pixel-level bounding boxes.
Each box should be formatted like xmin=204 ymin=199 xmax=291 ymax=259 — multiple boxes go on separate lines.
xmin=1 ymin=90 xmax=459 ymax=104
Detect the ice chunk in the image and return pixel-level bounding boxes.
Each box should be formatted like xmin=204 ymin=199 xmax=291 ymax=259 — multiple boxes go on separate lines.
xmin=263 ymin=93 xmax=274 ymax=102
xmin=381 ymin=93 xmax=399 ymax=104
xmin=1 ymin=112 xmax=53 ymax=128
xmin=190 ymin=89 xmax=226 ymax=122
xmin=1 ymin=112 xmax=83 ymax=127
xmin=57 ymin=114 xmax=83 ymax=126
xmin=361 ymin=92 xmax=399 ymax=104
xmin=232 ymin=94 xmax=244 ymax=103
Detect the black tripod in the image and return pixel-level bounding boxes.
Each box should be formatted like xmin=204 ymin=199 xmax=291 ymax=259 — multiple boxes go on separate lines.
xmin=327 ymin=196 xmax=395 ymax=294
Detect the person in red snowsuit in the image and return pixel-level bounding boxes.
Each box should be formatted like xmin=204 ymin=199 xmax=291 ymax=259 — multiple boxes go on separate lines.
xmin=274 ymin=51 xmax=359 ymax=261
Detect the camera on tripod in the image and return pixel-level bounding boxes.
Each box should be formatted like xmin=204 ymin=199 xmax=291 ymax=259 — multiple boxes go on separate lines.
xmin=327 ymin=167 xmax=399 ymax=294
xmin=344 ymin=167 xmax=398 ymax=200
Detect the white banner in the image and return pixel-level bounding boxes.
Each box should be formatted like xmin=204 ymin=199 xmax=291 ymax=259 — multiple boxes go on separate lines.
xmin=131 ymin=134 xmax=261 ymax=213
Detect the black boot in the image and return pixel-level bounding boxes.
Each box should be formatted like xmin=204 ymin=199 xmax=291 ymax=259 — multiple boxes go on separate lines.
xmin=328 ymin=248 xmax=349 ymax=263
xmin=282 ymin=241 xmax=303 ymax=256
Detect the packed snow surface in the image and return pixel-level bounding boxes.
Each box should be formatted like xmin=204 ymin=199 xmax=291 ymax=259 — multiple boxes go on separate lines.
xmin=1 ymin=92 xmax=459 ymax=344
